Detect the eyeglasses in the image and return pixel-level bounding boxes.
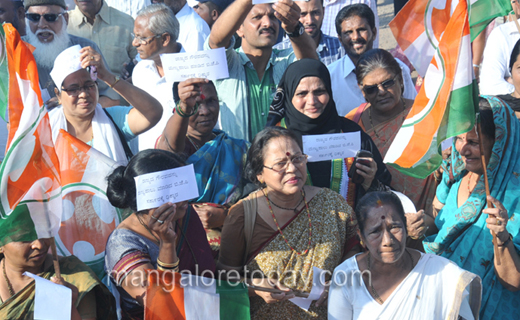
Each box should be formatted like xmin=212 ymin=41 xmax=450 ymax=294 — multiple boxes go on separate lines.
xmin=131 ymin=33 xmax=161 ymax=45
xmin=61 ymin=83 xmax=97 ymax=96
xmin=362 ymin=76 xmax=398 ymax=96
xmin=26 ymin=12 xmax=65 ymax=23
xmin=264 ymin=154 xmax=308 ymax=173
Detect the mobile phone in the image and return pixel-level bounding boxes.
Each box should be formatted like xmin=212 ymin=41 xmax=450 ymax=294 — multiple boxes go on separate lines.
xmin=348 ymin=150 xmax=373 ymax=184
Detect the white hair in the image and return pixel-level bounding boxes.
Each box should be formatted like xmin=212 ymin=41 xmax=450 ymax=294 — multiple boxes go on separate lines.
xmin=23 ymin=16 xmax=70 ymax=69
xmin=136 ymin=4 xmax=179 ymax=42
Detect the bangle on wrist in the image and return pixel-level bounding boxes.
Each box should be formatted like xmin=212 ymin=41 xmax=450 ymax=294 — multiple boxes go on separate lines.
xmin=472 ymin=64 xmax=480 ymax=68
xmin=108 ymin=75 xmax=120 ymax=88
xmin=175 ymin=100 xmax=199 ymax=118
xmin=157 ymin=258 xmax=180 ymax=268
xmin=497 ymin=233 xmax=513 ymax=247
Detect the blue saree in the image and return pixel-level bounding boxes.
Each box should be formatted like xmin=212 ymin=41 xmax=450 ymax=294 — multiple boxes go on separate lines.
xmin=424 ymin=96 xmax=520 ymax=319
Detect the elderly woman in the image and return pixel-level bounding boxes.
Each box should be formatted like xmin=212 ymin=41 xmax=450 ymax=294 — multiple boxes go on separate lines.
xmin=218 ymin=126 xmax=359 ymax=319
xmin=497 ymin=39 xmax=520 ymax=119
xmin=328 ymin=191 xmax=481 ymax=319
xmin=157 ymin=78 xmax=249 ymax=254
xmin=345 ymin=49 xmax=437 ymax=230
xmin=424 ymin=97 xmax=520 ymax=319
xmin=267 ymin=59 xmax=391 ymax=209
xmin=104 ymin=149 xmax=215 ymax=319
xmin=0 ymin=238 xmax=116 ymax=319
xmin=49 ymin=45 xmax=162 ymax=165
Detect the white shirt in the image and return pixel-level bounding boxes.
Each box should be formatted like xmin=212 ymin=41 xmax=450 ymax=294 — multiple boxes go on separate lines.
xmin=104 ymin=0 xmax=151 ymax=18
xmin=176 ymin=3 xmax=210 ymax=52
xmin=480 ymin=21 xmax=520 ymax=95
xmin=328 ymin=55 xmax=416 ymax=116
xmin=132 ymin=47 xmax=186 ymax=150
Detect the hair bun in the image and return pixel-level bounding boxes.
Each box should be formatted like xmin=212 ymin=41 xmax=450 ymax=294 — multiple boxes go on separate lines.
xmin=106 ymin=166 xmax=130 ymax=209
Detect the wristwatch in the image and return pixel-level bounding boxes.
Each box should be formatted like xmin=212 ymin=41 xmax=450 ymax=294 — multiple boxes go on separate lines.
xmin=286 ymin=22 xmax=304 ymax=38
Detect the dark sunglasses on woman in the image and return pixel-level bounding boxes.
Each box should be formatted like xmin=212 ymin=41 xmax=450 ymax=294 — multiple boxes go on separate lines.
xmin=25 ymin=12 xmax=65 ymax=23
xmin=362 ymin=76 xmax=398 ymax=96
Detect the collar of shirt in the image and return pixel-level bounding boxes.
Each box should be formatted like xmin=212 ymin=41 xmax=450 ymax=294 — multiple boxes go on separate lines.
xmin=238 ymin=47 xmax=276 ymax=71
xmin=71 ymin=2 xmax=111 ymax=26
xmin=316 ymin=32 xmax=329 ymax=54
xmin=177 ymin=2 xmax=190 ymax=17
xmin=340 ymin=54 xmax=356 ymax=79
xmin=506 ymin=20 xmax=520 ymax=35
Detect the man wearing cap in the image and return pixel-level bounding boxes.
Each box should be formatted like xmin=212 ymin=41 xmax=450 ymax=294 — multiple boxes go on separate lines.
xmin=193 ymin=0 xmax=232 ymax=29
xmin=273 ymin=0 xmax=342 ymax=66
xmin=67 ymin=0 xmax=137 ymax=83
xmin=23 ymin=0 xmax=119 ymax=108
xmin=0 ymin=0 xmax=26 ymax=35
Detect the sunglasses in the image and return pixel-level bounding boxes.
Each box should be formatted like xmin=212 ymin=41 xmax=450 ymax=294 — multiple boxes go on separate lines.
xmin=26 ymin=12 xmax=65 ymax=23
xmin=362 ymin=76 xmax=398 ymax=96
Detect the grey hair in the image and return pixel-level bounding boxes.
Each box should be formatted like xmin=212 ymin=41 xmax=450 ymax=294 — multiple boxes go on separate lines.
xmin=136 ymin=4 xmax=180 ymax=42
xmin=355 ymin=49 xmax=403 ymax=87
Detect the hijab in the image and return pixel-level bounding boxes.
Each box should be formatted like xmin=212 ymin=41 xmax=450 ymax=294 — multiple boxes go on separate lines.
xmin=266 ymin=59 xmax=341 ymax=139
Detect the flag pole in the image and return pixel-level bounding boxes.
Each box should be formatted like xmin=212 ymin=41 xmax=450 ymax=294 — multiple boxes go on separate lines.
xmin=50 ymin=237 xmax=61 ymax=278
xmin=476 ymin=118 xmax=501 ymax=265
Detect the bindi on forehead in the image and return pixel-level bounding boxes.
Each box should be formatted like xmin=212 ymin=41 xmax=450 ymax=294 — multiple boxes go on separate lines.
xmin=381 ymin=215 xmax=385 ymax=220
xmin=286 ymin=152 xmax=291 ymax=157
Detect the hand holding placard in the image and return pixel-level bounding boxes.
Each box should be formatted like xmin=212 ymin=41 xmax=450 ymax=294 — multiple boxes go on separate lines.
xmin=160 ymin=48 xmax=229 ymax=83
xmin=135 ymin=164 xmax=199 ymax=211
xmin=303 ymin=132 xmax=361 ymax=162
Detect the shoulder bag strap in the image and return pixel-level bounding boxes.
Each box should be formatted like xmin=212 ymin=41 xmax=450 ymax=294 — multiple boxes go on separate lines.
xmin=242 ymin=192 xmax=258 ymax=266
xmin=103 ymin=108 xmax=134 ymax=161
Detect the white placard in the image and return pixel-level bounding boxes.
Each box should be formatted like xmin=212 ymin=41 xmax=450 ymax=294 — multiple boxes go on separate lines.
xmin=134 ymin=164 xmax=199 ymax=211
xmin=24 ymin=272 xmax=72 ymax=320
xmin=160 ymin=48 xmax=229 ymax=83
xmin=441 ymin=137 xmax=453 ymax=151
xmin=303 ymin=132 xmax=361 ymax=162
xmin=289 ymin=267 xmax=326 ymax=311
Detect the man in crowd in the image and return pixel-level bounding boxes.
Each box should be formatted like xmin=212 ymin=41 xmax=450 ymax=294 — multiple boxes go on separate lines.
xmin=193 ymin=0 xmax=232 ymax=29
xmin=0 ymin=0 xmax=25 ymax=35
xmin=67 ymin=0 xmax=136 ymax=81
xmin=24 ymin=0 xmax=119 ymax=107
xmin=274 ymin=0 xmax=343 ymax=65
xmin=206 ymin=0 xmax=318 ymax=141
xmin=328 ymin=4 xmax=416 ymax=115
xmin=104 ymin=0 xmax=150 ymax=18
xmin=131 ymin=4 xmax=183 ymax=150
xmin=159 ymin=0 xmax=210 ymax=52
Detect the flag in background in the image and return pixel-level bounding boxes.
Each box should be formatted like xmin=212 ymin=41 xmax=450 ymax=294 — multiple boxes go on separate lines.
xmin=470 ymin=0 xmax=512 ymax=41
xmin=145 ymin=271 xmax=250 ymax=320
xmin=384 ymin=0 xmax=479 ymax=179
xmin=54 ymin=129 xmax=123 ymax=280
xmin=0 ymin=23 xmax=62 ymax=245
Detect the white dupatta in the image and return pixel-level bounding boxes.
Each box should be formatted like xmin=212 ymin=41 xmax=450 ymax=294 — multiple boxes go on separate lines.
xmin=49 ymin=103 xmax=129 ymax=165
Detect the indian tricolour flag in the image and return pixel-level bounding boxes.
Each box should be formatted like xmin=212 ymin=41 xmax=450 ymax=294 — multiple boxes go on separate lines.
xmin=385 ymin=0 xmax=480 ymax=178
xmin=145 ymin=271 xmax=250 ymax=320
xmin=53 ymin=129 xmax=123 ymax=280
xmin=0 ymin=23 xmax=62 ymax=245
xmin=470 ymin=0 xmax=511 ymax=40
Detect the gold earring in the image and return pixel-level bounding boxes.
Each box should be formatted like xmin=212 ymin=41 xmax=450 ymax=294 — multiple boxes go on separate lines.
xmin=360 ymin=240 xmax=364 ymax=246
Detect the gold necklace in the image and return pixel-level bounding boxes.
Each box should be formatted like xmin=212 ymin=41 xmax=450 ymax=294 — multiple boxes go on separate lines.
xmin=186 ymin=133 xmax=216 ymax=151
xmin=2 ymin=259 xmax=14 ymax=297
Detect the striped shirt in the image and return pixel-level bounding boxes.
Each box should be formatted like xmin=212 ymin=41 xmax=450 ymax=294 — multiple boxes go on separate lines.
xmin=273 ymin=32 xmax=344 ymax=66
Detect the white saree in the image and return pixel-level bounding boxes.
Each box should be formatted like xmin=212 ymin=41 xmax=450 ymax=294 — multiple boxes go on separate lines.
xmin=328 ymin=252 xmax=482 ymax=320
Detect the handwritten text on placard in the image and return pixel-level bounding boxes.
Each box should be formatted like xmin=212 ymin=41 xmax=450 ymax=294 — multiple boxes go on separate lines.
xmin=160 ymin=48 xmax=229 ymax=82
xmin=135 ymin=164 xmax=199 ymax=211
xmin=303 ymin=132 xmax=360 ymax=162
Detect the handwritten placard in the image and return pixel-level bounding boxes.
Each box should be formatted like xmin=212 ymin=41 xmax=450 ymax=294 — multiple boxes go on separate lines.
xmin=135 ymin=164 xmax=199 ymax=211
xmin=160 ymin=48 xmax=229 ymax=82
xmin=303 ymin=132 xmax=361 ymax=162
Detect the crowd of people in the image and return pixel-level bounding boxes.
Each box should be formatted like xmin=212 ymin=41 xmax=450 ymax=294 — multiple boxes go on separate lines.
xmin=0 ymin=0 xmax=519 ymax=319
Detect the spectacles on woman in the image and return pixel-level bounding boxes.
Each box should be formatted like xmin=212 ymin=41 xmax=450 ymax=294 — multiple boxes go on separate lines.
xmin=26 ymin=12 xmax=65 ymax=23
xmin=131 ymin=33 xmax=161 ymax=45
xmin=362 ymin=76 xmax=398 ymax=96
xmin=61 ymin=83 xmax=97 ymax=97
xmin=264 ymin=154 xmax=308 ymax=173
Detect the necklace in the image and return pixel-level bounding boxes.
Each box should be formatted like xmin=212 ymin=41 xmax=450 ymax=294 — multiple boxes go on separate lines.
xmin=136 ymin=214 xmax=160 ymax=243
xmin=263 ymin=189 xmax=312 ymax=256
xmin=367 ymin=249 xmax=414 ymax=304
xmin=467 ymin=172 xmax=477 ymax=194
xmin=368 ymin=98 xmax=406 ymax=139
xmin=186 ymin=133 xmax=216 ymax=151
xmin=2 ymin=259 xmax=14 ymax=297
xmin=267 ymin=194 xmax=304 ymax=213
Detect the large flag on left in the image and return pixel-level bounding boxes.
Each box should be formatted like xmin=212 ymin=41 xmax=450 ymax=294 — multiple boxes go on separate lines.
xmin=0 ymin=24 xmax=61 ymax=245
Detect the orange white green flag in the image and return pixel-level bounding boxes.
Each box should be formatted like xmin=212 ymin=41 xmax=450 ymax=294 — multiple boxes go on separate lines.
xmin=53 ymin=129 xmax=123 ymax=280
xmin=384 ymin=0 xmax=479 ymax=178
xmin=145 ymin=271 xmax=250 ymax=320
xmin=0 ymin=23 xmax=62 ymax=245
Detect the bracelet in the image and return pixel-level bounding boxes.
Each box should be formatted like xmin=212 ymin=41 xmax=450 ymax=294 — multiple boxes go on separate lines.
xmin=497 ymin=233 xmax=513 ymax=247
xmin=157 ymin=265 xmax=180 ymax=272
xmin=175 ymin=100 xmax=199 ymax=118
xmin=108 ymin=75 xmax=120 ymax=88
xmin=157 ymin=258 xmax=180 ymax=269
xmin=472 ymin=64 xmax=480 ymax=68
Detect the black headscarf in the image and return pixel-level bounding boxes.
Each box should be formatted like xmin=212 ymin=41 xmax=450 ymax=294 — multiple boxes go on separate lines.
xmin=266 ymin=59 xmax=341 ymax=139
xmin=497 ymin=94 xmax=520 ymax=112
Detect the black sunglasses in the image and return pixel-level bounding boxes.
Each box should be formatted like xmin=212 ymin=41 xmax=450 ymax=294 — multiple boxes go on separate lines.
xmin=362 ymin=76 xmax=398 ymax=96
xmin=26 ymin=12 xmax=65 ymax=23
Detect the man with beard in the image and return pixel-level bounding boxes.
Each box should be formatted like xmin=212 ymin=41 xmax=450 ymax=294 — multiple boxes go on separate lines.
xmin=206 ymin=0 xmax=318 ymax=141
xmin=0 ymin=0 xmax=26 ymax=35
xmin=24 ymin=0 xmax=119 ymax=108
xmin=327 ymin=4 xmax=416 ymax=116
xmin=273 ymin=0 xmax=342 ymax=66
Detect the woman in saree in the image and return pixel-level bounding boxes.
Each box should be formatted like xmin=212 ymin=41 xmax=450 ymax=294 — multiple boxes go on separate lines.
xmin=345 ymin=49 xmax=437 ymax=235
xmin=0 ymin=238 xmax=116 ymax=319
xmin=328 ymin=191 xmax=482 ymax=320
xmin=266 ymin=58 xmax=391 ymax=209
xmin=104 ymin=149 xmax=215 ymax=319
xmin=424 ymin=96 xmax=520 ymax=319
xmin=157 ymin=78 xmax=249 ymax=255
xmin=218 ymin=126 xmax=359 ymax=319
